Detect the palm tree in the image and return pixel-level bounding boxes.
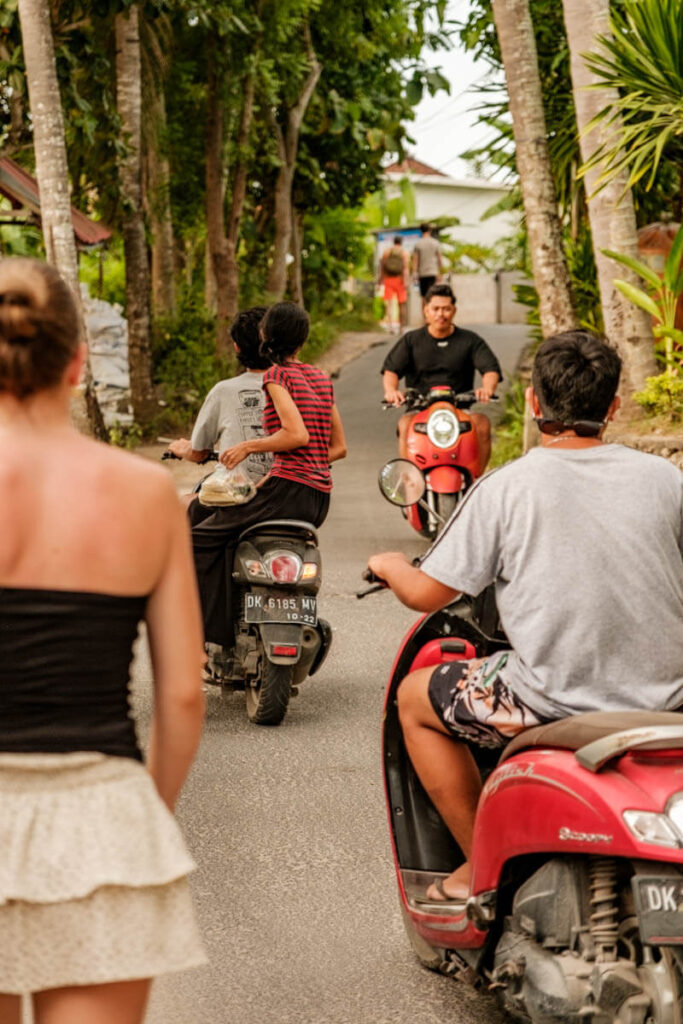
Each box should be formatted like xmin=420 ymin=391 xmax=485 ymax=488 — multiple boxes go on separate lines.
xmin=116 ymin=4 xmax=156 ymax=420
xmin=490 ymin=0 xmax=577 ymax=339
xmin=584 ymin=0 xmax=683 ymax=208
xmin=16 ymin=0 xmax=104 ymax=436
xmin=562 ymin=0 xmax=657 ymax=396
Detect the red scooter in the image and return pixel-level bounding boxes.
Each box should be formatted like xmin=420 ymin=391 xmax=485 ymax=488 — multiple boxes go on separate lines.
xmin=382 ymin=387 xmax=493 ymax=539
xmin=362 ymin=467 xmax=683 ymax=1022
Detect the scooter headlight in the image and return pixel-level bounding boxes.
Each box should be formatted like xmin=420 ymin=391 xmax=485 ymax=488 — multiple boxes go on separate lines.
xmin=426 ymin=409 xmax=460 ymax=449
xmin=265 ymin=551 xmax=302 ymax=583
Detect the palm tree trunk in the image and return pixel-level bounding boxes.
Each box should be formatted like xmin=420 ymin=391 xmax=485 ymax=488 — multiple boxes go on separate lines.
xmin=17 ymin=0 xmax=105 ymax=438
xmin=205 ymin=56 xmax=233 ymax=356
xmin=146 ymin=80 xmax=176 ymax=317
xmin=491 ymin=0 xmax=578 ymax=339
xmin=562 ymin=0 xmax=657 ymax=397
xmin=116 ymin=5 xmax=156 ymax=420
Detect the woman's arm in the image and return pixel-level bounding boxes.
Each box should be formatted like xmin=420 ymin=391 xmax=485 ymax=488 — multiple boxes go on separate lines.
xmin=220 ymin=381 xmax=309 ymax=468
xmin=145 ymin=482 xmax=205 ymax=810
xmin=328 ymin=404 xmax=347 ymax=463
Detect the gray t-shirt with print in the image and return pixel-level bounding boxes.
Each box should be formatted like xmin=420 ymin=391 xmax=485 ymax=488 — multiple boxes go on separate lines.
xmin=191 ymin=371 xmax=272 ymax=483
xmin=421 ymin=445 xmax=683 ymax=720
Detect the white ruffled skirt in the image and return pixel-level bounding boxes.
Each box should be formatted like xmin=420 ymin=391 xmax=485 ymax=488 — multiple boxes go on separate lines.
xmin=0 ymin=752 xmax=206 ymax=994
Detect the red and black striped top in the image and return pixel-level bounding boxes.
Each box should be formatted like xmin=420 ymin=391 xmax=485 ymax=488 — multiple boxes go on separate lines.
xmin=262 ymin=362 xmax=334 ymax=492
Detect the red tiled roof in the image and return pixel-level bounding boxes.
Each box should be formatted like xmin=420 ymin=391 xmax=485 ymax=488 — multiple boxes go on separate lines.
xmin=383 ymin=156 xmax=447 ymax=177
xmin=0 ymin=156 xmax=111 ymax=247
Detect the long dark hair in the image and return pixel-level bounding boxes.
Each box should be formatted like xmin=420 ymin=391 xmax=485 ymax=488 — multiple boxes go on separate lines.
xmin=259 ymin=302 xmax=309 ymax=366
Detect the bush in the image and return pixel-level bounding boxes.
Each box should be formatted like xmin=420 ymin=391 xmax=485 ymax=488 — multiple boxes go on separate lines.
xmin=490 ymin=378 xmax=526 ymax=468
xmin=152 ymin=298 xmax=234 ymax=432
xmin=634 ymin=372 xmax=683 ymax=423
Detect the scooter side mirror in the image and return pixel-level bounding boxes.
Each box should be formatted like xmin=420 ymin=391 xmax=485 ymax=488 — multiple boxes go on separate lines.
xmin=378 ymin=459 xmax=426 ymax=507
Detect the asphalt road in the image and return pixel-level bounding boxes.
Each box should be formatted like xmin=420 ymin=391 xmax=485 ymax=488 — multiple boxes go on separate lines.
xmin=136 ymin=324 xmax=530 ymax=1024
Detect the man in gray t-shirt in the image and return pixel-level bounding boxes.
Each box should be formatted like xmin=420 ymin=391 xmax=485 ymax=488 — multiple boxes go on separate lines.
xmin=369 ymin=330 xmax=683 ymax=903
xmin=168 ymin=307 xmax=273 ymax=485
xmin=412 ymin=223 xmax=443 ymax=298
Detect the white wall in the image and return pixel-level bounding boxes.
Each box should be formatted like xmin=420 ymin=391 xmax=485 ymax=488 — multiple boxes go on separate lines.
xmin=384 ymin=174 xmax=518 ymax=248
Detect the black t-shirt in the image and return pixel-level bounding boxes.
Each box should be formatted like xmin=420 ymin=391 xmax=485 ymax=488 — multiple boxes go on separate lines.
xmin=381 ymin=326 xmax=503 ymax=394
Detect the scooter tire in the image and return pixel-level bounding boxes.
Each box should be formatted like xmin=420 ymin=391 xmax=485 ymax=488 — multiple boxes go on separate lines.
xmin=399 ymin=900 xmax=444 ymax=972
xmin=245 ymin=660 xmax=293 ymax=726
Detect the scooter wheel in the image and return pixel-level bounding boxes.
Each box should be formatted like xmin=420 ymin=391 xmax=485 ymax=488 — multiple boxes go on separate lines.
xmin=245 ymin=661 xmax=293 ymax=726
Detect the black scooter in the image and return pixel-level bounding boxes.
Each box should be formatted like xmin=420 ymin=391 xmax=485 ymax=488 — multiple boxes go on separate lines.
xmin=163 ymin=452 xmax=332 ymax=725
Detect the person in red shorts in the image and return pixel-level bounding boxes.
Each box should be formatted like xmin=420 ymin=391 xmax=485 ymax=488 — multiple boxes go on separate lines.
xmin=190 ymin=302 xmax=347 ymax=657
xmin=378 ymin=236 xmax=410 ymax=331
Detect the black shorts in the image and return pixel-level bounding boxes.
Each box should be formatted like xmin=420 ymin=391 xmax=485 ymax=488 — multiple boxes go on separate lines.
xmin=419 ymin=276 xmax=437 ymax=297
xmin=428 ymin=654 xmax=548 ymax=749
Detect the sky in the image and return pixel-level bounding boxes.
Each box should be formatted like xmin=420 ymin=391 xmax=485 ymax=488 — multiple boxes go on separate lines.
xmin=408 ymin=0 xmax=505 ymax=180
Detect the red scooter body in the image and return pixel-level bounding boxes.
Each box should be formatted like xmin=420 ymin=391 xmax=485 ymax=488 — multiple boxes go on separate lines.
xmin=400 ymin=388 xmax=481 ymax=538
xmin=382 ymin=594 xmax=683 ymax=1021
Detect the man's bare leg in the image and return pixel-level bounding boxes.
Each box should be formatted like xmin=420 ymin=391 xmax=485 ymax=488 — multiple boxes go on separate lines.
xmin=397 ymin=668 xmax=483 ymax=899
xmin=398 ymin=301 xmax=407 ymax=329
xmin=471 ymin=412 xmax=491 ymax=476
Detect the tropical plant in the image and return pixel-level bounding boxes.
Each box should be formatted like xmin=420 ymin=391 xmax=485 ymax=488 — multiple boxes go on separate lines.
xmin=584 ymin=0 xmax=683 ymax=209
xmin=604 ymin=223 xmax=683 ymax=375
xmin=634 ymin=373 xmax=683 ymax=422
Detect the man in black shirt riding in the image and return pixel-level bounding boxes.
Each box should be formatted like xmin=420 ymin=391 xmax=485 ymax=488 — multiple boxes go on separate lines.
xmin=381 ymin=283 xmax=502 ymax=473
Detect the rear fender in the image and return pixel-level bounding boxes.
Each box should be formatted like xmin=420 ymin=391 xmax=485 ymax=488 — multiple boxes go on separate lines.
xmin=258 ymin=622 xmax=304 ymax=666
xmin=469 ymin=748 xmax=683 ymax=896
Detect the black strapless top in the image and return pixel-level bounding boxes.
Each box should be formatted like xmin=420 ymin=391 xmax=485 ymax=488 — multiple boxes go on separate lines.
xmin=0 ymin=588 xmax=147 ymax=761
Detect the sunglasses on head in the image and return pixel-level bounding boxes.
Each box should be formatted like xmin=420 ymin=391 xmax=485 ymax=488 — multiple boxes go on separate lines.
xmin=536 ymin=418 xmax=604 ymax=438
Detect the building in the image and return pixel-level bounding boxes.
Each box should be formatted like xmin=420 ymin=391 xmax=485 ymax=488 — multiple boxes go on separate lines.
xmin=383 ymin=156 xmax=517 ymax=249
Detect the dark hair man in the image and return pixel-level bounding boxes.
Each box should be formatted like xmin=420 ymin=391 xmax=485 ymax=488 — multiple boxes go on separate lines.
xmin=377 ymin=235 xmax=410 ymax=331
xmin=369 ymin=330 xmax=683 ymax=905
xmin=412 ymin=222 xmax=443 ymax=297
xmin=381 ymin=283 xmax=502 ymax=474
xmin=167 ymin=306 xmax=272 ymax=483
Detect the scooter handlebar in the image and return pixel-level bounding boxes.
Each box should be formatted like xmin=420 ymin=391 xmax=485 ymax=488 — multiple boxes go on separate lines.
xmin=356 ymin=567 xmax=389 ymax=599
xmin=161 ymin=451 xmax=218 ymax=464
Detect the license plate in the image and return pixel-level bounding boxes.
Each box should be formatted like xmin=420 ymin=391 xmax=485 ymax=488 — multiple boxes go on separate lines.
xmin=244 ymin=592 xmax=317 ymax=626
xmin=632 ymin=875 xmax=683 ymax=944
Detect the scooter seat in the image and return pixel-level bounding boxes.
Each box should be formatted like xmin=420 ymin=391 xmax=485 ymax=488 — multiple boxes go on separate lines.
xmin=236 ymin=519 xmax=318 ymax=544
xmin=498 ymin=709 xmax=683 ymax=766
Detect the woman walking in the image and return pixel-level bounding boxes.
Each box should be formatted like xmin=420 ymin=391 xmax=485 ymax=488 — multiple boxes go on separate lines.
xmin=0 ymin=259 xmax=206 ymax=1024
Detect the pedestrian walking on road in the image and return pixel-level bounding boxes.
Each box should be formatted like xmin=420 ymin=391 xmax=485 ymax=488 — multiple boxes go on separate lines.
xmin=0 ymin=259 xmax=206 ymax=1024
xmin=412 ymin=222 xmax=443 ymax=298
xmin=378 ymin=236 xmax=410 ymax=332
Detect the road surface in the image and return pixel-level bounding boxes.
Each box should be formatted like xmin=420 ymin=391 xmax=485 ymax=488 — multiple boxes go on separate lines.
xmin=137 ymin=324 xmax=529 ymax=1024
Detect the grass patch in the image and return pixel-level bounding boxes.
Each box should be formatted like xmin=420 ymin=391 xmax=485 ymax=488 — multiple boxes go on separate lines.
xmin=490 ymin=378 xmax=525 ymax=468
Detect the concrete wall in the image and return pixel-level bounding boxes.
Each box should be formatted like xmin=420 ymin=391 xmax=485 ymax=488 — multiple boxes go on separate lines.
xmin=407 ymin=271 xmax=529 ymax=327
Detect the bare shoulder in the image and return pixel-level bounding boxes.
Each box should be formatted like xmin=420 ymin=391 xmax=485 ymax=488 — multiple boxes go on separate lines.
xmin=78 ymin=436 xmax=179 ymax=506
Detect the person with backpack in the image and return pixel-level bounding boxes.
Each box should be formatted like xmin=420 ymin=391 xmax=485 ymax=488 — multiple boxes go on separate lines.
xmin=377 ymin=236 xmax=410 ymax=332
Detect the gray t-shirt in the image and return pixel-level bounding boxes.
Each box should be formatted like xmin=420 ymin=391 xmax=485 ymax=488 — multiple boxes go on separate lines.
xmin=191 ymin=371 xmax=272 ymax=483
xmin=421 ymin=445 xmax=683 ymax=720
xmin=413 ymin=236 xmax=441 ymax=277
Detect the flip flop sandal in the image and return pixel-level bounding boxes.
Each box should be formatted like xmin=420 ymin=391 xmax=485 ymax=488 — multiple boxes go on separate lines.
xmin=412 ymin=877 xmax=468 ymax=906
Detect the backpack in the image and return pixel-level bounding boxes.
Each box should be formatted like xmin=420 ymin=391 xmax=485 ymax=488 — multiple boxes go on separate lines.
xmin=384 ymin=249 xmax=404 ymax=276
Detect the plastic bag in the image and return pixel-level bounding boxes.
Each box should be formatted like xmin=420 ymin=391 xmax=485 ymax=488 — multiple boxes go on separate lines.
xmin=198 ymin=464 xmax=257 ymax=507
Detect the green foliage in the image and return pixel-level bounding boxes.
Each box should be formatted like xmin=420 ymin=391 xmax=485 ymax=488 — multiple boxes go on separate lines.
xmin=490 ymin=378 xmax=525 ymax=468
xmin=152 ymin=298 xmax=233 ymax=429
xmin=302 ymin=206 xmax=372 ymax=306
xmin=441 ymin=234 xmax=524 ymax=273
xmin=605 ymin=223 xmax=683 ymax=372
xmin=80 ymin=241 xmax=127 ymax=307
xmin=584 ymin=0 xmax=683 ymax=198
xmin=634 ymin=373 xmax=683 ymax=422
xmin=108 ymin=420 xmax=144 ymax=448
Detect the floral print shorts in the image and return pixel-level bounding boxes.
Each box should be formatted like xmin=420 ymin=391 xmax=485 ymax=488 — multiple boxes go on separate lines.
xmin=428 ymin=653 xmax=547 ymax=749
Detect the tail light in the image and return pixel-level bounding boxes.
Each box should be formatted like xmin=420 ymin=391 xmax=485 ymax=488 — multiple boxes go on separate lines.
xmin=271 ymin=644 xmax=299 ymax=657
xmin=266 ymin=552 xmax=302 ymax=583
